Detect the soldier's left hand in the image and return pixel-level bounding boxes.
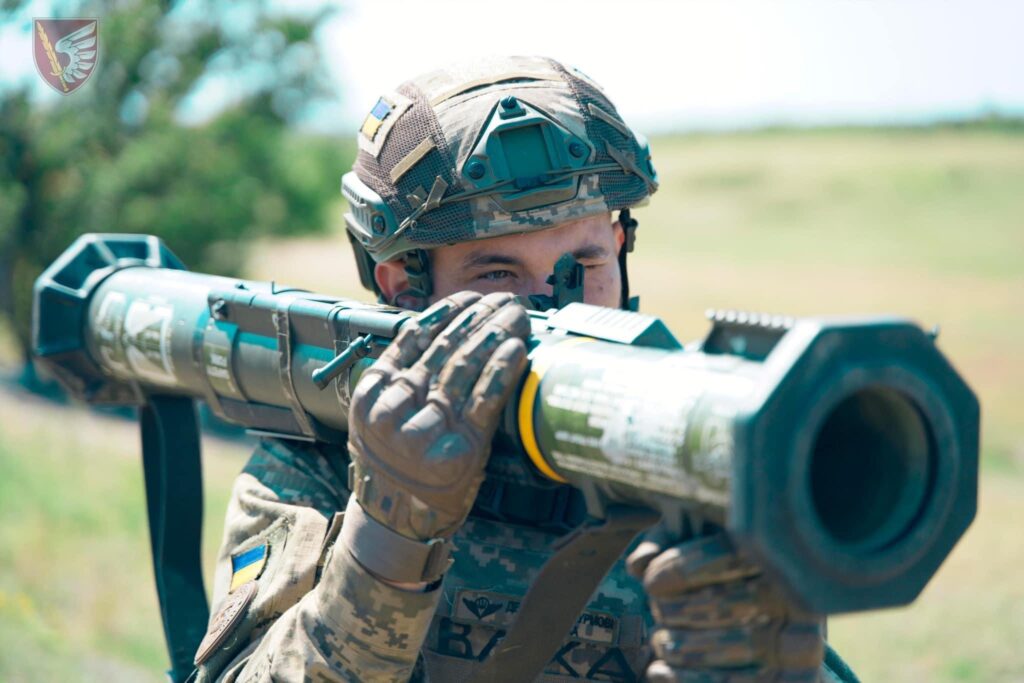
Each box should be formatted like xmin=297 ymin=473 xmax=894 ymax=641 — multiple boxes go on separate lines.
xmin=627 ymin=528 xmax=826 ymax=682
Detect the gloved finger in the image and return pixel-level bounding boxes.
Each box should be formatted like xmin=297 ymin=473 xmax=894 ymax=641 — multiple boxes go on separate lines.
xmin=433 ymin=302 xmax=530 ymax=415
xmin=368 ymin=299 xmax=512 ymax=432
xmin=644 ymin=659 xmax=756 ymax=683
xmin=432 ymin=319 xmax=507 ymax=413
xmin=409 ymin=292 xmax=517 ymax=383
xmin=642 ymin=660 xmax=682 ymax=683
xmin=649 ymin=575 xmax=784 ymax=629
xmin=377 ymin=296 xmax=518 ymax=427
xmin=371 ymin=301 xmax=526 ymax=447
xmin=626 ymin=524 xmax=673 ymax=579
xmin=651 ymin=621 xmax=825 ymax=676
xmin=645 ymin=659 xmax=820 ymax=683
xmin=365 ymin=375 xmax=422 ymax=434
xmin=375 ymin=291 xmax=483 ymax=371
xmin=464 ymin=336 xmax=529 ymax=432
xmin=348 ymin=367 xmax=390 ymax=420
xmin=774 ymin=619 xmax=827 ymax=674
xmin=650 ymin=624 xmax=760 ymax=670
xmin=643 ymin=533 xmax=760 ymax=598
xmin=372 ymin=295 xmax=513 ymax=416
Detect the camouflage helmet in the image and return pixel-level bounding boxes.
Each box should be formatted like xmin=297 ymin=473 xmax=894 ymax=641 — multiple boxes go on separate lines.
xmin=342 ymin=55 xmax=658 ymax=300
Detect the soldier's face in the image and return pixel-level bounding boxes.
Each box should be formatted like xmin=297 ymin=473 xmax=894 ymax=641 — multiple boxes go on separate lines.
xmin=375 ymin=213 xmax=625 ymax=309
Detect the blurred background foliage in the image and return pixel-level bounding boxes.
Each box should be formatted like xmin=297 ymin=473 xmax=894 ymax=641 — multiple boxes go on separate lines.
xmin=0 ymin=0 xmax=348 ymax=365
xmin=1 ymin=1 xmax=1023 ymax=682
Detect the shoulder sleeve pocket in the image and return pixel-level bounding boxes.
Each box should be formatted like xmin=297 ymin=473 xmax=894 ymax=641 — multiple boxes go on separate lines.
xmin=196 ymin=507 xmax=329 ymax=672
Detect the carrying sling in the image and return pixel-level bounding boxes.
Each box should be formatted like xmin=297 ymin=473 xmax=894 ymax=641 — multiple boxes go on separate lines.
xmin=470 ymin=505 xmax=659 ymax=683
xmin=140 ymin=395 xmax=209 ymax=683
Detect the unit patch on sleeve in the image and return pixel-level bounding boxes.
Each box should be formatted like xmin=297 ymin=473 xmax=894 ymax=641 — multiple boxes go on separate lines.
xmin=193 ymin=579 xmax=258 ymax=666
xmin=229 ymin=542 xmax=268 ymax=591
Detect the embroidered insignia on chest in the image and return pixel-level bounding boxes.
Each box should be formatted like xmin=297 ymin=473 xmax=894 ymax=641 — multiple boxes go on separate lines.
xmin=453 ymin=589 xmax=620 ymax=645
xmin=229 ymin=542 xmax=268 ymax=591
xmin=462 ymin=595 xmax=504 ymax=620
xmin=361 ymin=97 xmax=393 ymax=141
xmin=194 ymin=580 xmax=258 ymax=666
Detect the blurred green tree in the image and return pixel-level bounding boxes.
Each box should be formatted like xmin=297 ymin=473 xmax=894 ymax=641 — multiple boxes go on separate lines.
xmin=0 ymin=0 xmax=350 ymax=367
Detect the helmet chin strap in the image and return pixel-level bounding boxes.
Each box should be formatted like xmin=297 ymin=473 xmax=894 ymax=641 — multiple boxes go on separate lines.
xmin=617 ymin=208 xmax=639 ymax=311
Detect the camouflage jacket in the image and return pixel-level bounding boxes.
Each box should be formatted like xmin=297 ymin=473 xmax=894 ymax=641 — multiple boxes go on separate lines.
xmin=195 ymin=438 xmax=856 ymax=683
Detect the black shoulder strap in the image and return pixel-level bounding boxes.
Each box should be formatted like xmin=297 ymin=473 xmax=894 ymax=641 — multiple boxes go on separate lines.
xmin=471 ymin=505 xmax=658 ymax=683
xmin=140 ymin=395 xmax=210 ymax=683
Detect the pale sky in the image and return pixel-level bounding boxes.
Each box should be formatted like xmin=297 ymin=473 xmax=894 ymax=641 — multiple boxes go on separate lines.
xmin=2 ymin=0 xmax=1023 ymax=133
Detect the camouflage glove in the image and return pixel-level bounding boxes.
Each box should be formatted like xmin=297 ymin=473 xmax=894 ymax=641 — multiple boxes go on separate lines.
xmin=627 ymin=529 xmax=826 ymax=683
xmin=343 ymin=291 xmax=530 ymax=583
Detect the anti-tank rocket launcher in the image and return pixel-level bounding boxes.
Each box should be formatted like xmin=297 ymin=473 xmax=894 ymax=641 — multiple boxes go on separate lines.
xmin=33 ymin=234 xmax=978 ymax=674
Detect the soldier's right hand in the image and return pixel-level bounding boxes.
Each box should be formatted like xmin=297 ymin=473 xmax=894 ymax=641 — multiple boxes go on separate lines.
xmin=626 ymin=529 xmax=829 ymax=682
xmin=347 ymin=291 xmax=530 ymax=545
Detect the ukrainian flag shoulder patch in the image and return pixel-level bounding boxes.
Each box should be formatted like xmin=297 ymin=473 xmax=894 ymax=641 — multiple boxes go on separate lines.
xmin=360 ymin=97 xmax=393 ymax=141
xmin=229 ymin=543 xmax=268 ymax=591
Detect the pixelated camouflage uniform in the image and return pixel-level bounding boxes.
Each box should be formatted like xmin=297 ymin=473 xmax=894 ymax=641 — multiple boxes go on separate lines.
xmin=196 ymin=57 xmax=856 ymax=681
xmin=195 ymin=438 xmax=856 ymax=683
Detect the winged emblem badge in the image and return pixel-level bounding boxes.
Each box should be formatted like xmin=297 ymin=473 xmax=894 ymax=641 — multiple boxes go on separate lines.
xmin=33 ymin=19 xmax=99 ymax=94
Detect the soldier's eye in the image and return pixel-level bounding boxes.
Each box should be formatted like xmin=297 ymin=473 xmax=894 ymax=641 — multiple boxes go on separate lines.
xmin=479 ymin=270 xmax=515 ymax=281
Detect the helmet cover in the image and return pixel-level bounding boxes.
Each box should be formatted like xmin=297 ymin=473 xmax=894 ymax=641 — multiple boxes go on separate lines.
xmin=344 ymin=55 xmax=658 ymax=264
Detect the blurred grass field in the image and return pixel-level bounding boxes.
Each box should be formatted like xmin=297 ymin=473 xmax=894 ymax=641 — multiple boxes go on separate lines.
xmin=1 ymin=125 xmax=1022 ymax=681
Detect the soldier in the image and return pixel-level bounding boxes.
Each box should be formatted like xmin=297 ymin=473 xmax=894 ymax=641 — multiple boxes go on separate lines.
xmin=194 ymin=56 xmax=858 ymax=682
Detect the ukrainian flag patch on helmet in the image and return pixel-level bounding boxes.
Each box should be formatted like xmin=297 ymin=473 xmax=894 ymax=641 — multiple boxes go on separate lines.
xmin=361 ymin=97 xmax=393 ymax=141
xmin=229 ymin=543 xmax=268 ymax=591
